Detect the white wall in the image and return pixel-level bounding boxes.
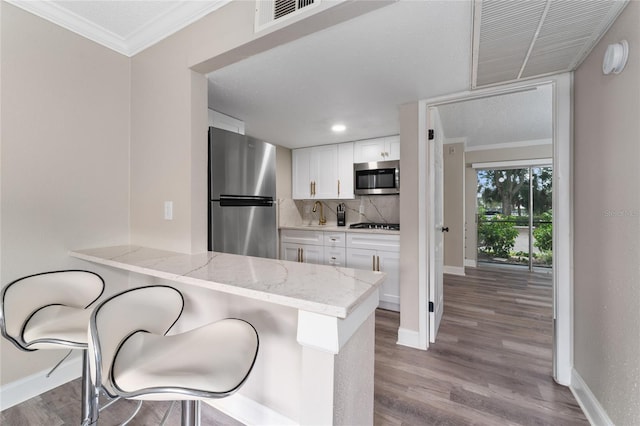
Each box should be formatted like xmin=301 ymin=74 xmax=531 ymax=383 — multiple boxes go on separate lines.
xmin=0 ymin=3 xmax=131 ymax=386
xmin=573 ymin=2 xmax=640 ymax=423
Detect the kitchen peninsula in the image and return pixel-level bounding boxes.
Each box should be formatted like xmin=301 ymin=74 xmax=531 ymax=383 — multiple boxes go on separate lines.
xmin=70 ymin=245 xmax=385 ymax=425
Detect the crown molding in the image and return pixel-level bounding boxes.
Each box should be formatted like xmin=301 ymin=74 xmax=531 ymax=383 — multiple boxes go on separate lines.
xmin=5 ymin=0 xmax=232 ymax=57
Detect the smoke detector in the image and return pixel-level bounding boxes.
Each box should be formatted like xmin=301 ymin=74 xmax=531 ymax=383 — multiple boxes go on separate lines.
xmin=603 ymin=40 xmax=629 ymax=75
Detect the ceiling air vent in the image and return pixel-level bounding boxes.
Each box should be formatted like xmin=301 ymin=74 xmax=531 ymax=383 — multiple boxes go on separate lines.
xmin=472 ymin=0 xmax=629 ymax=88
xmin=256 ymin=0 xmax=320 ymax=32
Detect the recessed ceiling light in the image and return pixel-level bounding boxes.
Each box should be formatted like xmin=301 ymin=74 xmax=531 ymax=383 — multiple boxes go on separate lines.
xmin=331 ymin=124 xmax=346 ymax=132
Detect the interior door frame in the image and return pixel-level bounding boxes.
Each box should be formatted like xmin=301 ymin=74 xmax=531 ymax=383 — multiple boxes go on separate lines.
xmin=417 ymin=73 xmax=573 ymax=385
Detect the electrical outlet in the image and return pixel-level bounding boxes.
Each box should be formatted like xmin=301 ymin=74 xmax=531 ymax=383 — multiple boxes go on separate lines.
xmin=359 ymin=205 xmax=365 ymax=214
xmin=304 ymin=205 xmax=311 ymax=214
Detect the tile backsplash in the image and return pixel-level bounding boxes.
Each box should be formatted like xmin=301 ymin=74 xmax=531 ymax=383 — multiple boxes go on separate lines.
xmin=279 ymin=196 xmax=400 ymax=227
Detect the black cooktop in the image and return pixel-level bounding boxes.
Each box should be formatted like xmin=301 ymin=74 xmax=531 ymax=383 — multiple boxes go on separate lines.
xmin=349 ymin=222 xmax=400 ymax=231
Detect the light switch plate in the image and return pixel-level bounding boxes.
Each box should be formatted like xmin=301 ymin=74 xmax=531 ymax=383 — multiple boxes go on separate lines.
xmin=164 ymin=201 xmax=173 ymax=220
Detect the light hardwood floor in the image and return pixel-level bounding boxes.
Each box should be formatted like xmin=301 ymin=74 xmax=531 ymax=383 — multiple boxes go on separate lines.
xmin=375 ymin=265 xmax=587 ymax=425
xmin=2 ymin=266 xmax=587 ymax=425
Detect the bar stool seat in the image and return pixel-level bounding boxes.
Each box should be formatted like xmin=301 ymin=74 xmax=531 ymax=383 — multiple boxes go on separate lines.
xmin=23 ymin=305 xmax=94 ymax=349
xmin=1 ymin=270 xmax=105 ymax=425
xmin=114 ymin=319 xmax=259 ymax=399
xmin=89 ymin=285 xmax=259 ymax=425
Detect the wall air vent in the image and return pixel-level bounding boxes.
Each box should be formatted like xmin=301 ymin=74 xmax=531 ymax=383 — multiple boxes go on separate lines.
xmin=256 ymin=0 xmax=320 ymax=32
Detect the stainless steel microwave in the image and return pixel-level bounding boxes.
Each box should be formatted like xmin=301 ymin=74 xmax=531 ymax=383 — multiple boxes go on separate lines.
xmin=354 ymin=160 xmax=400 ymax=195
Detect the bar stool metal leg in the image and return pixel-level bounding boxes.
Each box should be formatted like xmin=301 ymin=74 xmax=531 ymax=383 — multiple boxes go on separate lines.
xmin=181 ymin=400 xmax=201 ymax=426
xmin=81 ymin=350 xmax=99 ymax=425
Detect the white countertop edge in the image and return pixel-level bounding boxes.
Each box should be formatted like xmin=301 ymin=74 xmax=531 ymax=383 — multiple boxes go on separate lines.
xmin=70 ymin=249 xmax=384 ymax=319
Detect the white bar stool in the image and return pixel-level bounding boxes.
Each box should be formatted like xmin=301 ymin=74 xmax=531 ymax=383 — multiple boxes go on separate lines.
xmin=88 ymin=285 xmax=259 ymax=426
xmin=0 ymin=270 xmax=105 ymax=425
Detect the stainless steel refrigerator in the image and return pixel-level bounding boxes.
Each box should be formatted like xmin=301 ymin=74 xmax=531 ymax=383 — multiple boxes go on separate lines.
xmin=208 ymin=127 xmax=277 ymax=259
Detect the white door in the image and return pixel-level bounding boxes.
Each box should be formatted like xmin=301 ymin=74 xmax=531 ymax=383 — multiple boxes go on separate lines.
xmin=346 ymin=247 xmax=376 ymax=271
xmin=281 ymin=243 xmax=302 ymax=262
xmin=377 ymin=249 xmax=400 ymax=311
xmin=337 ymin=142 xmax=354 ymax=199
xmin=300 ymin=245 xmax=323 ymax=264
xmin=386 ymin=135 xmax=401 ymax=161
xmin=428 ymin=107 xmax=445 ymax=342
xmin=292 ymin=148 xmax=312 ymax=199
xmin=311 ymin=145 xmax=339 ymax=199
xmin=353 ymin=138 xmax=386 ymax=163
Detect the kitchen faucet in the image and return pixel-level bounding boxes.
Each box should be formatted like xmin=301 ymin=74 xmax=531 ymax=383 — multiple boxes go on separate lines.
xmin=312 ymin=201 xmax=327 ymax=225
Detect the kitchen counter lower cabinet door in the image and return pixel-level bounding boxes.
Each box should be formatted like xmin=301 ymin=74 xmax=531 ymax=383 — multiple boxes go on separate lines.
xmin=281 ymin=242 xmax=323 ymax=264
xmin=346 ymin=247 xmax=400 ymax=312
xmin=376 ymin=249 xmax=400 ymax=310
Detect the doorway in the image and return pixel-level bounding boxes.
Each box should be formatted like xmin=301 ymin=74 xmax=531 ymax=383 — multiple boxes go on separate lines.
xmin=418 ymin=74 xmax=572 ymax=385
xmin=476 ymin=165 xmax=553 ymax=271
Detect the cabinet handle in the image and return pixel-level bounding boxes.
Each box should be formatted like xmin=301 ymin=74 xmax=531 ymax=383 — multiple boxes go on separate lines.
xmin=297 ymin=248 xmax=300 ymax=262
xmin=337 ymin=179 xmax=340 ymax=195
xmin=331 ymin=256 xmax=336 ymax=260
xmin=377 ymin=256 xmax=381 ymax=272
xmin=372 ymin=255 xmax=376 ymax=271
xmin=330 ymin=238 xmax=337 ymax=241
xmin=301 ymin=248 xmax=304 ymax=262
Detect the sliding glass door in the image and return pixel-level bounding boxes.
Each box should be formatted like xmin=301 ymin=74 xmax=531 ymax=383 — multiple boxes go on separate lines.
xmin=476 ymin=167 xmax=552 ymax=270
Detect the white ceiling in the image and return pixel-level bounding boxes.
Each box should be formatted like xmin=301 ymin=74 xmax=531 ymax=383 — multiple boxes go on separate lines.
xmin=438 ymin=84 xmax=553 ymax=148
xmin=6 ymin=0 xmax=230 ymax=56
xmin=207 ymin=1 xmax=473 ymax=148
xmin=7 ymin=0 xmax=627 ymax=150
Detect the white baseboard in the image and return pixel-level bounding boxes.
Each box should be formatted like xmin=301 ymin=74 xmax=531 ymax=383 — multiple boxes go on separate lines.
xmin=464 ymin=259 xmax=477 ymax=268
xmin=378 ymin=301 xmax=399 ymax=312
xmin=443 ymin=265 xmax=465 ymax=276
xmin=205 ymin=393 xmax=297 ymax=426
xmin=396 ymin=327 xmax=425 ymax=350
xmin=570 ymin=368 xmax=614 ymax=426
xmin=0 ymin=354 xmax=82 ymax=410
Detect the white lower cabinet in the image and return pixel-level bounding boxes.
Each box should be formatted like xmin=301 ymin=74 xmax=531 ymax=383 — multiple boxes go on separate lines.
xmin=281 ymin=229 xmax=344 ymax=266
xmin=281 ymin=242 xmax=323 ymax=264
xmin=347 ymin=233 xmax=400 ymax=312
xmin=281 ymin=229 xmax=400 ymax=311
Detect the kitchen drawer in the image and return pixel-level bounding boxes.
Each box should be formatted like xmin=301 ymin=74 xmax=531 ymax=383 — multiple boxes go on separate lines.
xmin=324 ymin=232 xmax=346 ymax=248
xmin=346 ymin=233 xmax=400 ymax=252
xmin=280 ymin=229 xmax=323 ymax=245
xmin=324 ymin=247 xmax=346 ymax=267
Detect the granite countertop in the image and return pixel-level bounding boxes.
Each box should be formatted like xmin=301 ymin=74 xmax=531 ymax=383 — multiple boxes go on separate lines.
xmin=279 ymin=224 xmax=400 ymax=235
xmin=70 ymin=245 xmax=385 ymax=319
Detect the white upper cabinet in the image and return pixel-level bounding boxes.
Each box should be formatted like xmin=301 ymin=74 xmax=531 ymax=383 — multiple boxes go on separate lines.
xmin=292 ymin=143 xmax=354 ymax=200
xmin=353 ymin=135 xmax=400 ymax=163
xmin=312 ymin=145 xmax=338 ymax=199
xmin=386 ymin=135 xmax=401 ymax=161
xmin=337 ymin=142 xmax=354 ymax=199
xmin=292 ymin=147 xmax=313 ymax=199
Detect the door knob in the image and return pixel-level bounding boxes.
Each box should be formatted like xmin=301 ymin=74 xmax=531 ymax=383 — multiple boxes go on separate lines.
xmin=441 ymin=227 xmax=449 ymax=232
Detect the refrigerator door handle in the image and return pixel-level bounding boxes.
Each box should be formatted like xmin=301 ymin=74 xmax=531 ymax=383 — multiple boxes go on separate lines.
xmin=215 ymin=195 xmax=274 ymax=207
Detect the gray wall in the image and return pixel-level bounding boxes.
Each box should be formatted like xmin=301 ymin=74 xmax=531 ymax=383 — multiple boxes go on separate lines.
xmin=574 ymin=2 xmax=640 ymax=424
xmin=443 ymin=142 xmax=465 ymax=269
xmin=0 ymin=3 xmax=131 ymax=385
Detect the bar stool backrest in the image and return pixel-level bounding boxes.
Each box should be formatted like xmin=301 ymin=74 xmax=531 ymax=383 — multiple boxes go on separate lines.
xmin=88 ymin=285 xmax=184 ymax=397
xmin=0 ymin=270 xmax=104 ymax=350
